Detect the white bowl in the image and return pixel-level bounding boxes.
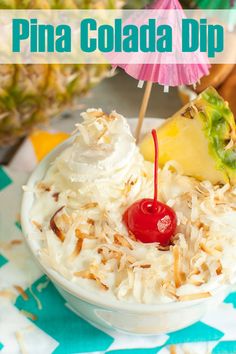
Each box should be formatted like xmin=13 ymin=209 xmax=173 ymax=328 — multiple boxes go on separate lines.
xmin=21 ymin=118 xmax=232 ymax=335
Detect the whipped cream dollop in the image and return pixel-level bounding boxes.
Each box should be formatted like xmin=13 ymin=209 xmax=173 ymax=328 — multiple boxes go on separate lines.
xmin=53 ymin=109 xmax=148 ymax=210
xmin=30 ymin=109 xmax=236 ymax=305
xmin=56 ymin=109 xmax=138 ymax=183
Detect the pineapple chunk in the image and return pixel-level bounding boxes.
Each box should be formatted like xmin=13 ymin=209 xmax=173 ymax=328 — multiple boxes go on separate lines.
xmin=140 ymin=87 xmax=236 ymax=185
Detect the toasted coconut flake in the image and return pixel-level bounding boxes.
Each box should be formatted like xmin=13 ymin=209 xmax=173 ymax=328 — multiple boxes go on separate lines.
xmin=216 ymin=263 xmax=223 ymax=275
xmin=215 ymin=244 xmax=223 ymax=252
xmin=96 ymin=277 xmax=109 ymax=291
xmin=0 ymin=289 xmax=15 ymax=300
xmin=158 ymin=244 xmax=170 ymax=251
xmin=97 ymin=247 xmax=103 ymax=254
xmin=21 ymin=310 xmax=37 ymax=321
xmin=193 ymin=281 xmax=204 ymax=286
xmin=140 ymin=264 xmax=151 ymax=269
xmin=173 ymin=246 xmax=182 ymax=288
xmin=70 ymin=239 xmax=83 ymax=259
xmin=188 ymin=268 xmax=201 ymax=277
xmin=114 ymin=233 xmax=133 ymax=250
xmin=110 ymin=250 xmax=122 ymax=267
xmin=50 ymin=206 xmax=65 ymax=242
xmin=32 ymin=220 xmax=42 ymax=232
xmin=192 ymin=268 xmax=200 ymax=275
xmin=37 ymin=182 xmax=51 ymax=192
xmin=97 ymin=247 xmax=110 ymax=265
xmin=10 ymin=239 xmax=22 ymax=246
xmin=189 ymin=278 xmax=204 ymax=286
xmin=90 ymin=110 xmax=106 ymax=118
xmin=81 ymin=202 xmax=98 ymax=210
xmin=97 ymin=248 xmax=107 ymax=264
xmin=127 ymin=255 xmax=137 ymax=264
xmin=74 ymin=270 xmax=96 ymax=280
xmin=200 ymin=242 xmax=219 ymax=256
xmin=178 ymin=292 xmax=211 ymax=301
xmin=194 ymin=220 xmax=209 ymax=232
xmin=75 ymin=228 xmax=94 ymax=240
xmin=100 ymin=247 xmax=130 ymax=269
xmin=60 ymin=213 xmax=71 ymax=226
xmin=74 ymin=269 xmax=108 ymax=291
xmin=52 ymin=192 xmax=60 ymax=202
xmin=14 ymin=285 xmax=29 ymax=301
xmin=127 ymin=231 xmax=137 ymax=242
xmin=108 ymin=112 xmax=117 ymax=121
xmin=87 ymin=218 xmax=95 ymax=225
xmin=201 ymin=263 xmax=208 ymax=272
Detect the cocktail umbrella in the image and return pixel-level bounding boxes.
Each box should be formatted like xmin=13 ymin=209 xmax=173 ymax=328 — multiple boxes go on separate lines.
xmin=109 ymin=0 xmax=210 ymax=142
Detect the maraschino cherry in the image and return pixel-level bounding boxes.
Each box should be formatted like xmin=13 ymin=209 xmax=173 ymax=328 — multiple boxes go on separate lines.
xmin=123 ymin=130 xmax=177 ymax=246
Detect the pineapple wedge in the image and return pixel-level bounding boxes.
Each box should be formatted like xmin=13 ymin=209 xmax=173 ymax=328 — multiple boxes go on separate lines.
xmin=140 ymin=87 xmax=236 ymax=185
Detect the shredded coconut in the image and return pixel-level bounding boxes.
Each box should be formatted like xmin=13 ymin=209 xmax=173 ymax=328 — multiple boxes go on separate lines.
xmin=30 ymin=109 xmax=236 ymax=304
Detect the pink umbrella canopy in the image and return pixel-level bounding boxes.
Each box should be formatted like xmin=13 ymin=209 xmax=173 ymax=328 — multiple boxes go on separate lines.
xmin=118 ymin=63 xmax=210 ymax=87
xmin=115 ymin=0 xmax=210 ymax=87
xmin=149 ymin=0 xmax=182 ymax=9
xmin=108 ymin=0 xmax=211 ymax=141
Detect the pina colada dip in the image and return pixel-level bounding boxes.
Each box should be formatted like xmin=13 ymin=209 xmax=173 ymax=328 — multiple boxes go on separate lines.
xmin=30 ymin=109 xmax=236 ymax=304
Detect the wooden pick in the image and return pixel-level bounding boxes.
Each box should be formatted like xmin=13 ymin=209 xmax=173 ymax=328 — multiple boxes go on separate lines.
xmin=135 ymin=81 xmax=153 ymax=143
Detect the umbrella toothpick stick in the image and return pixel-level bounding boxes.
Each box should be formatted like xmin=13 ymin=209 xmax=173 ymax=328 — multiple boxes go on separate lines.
xmin=110 ymin=0 xmax=210 ymax=143
xmin=135 ymin=81 xmax=153 ymax=143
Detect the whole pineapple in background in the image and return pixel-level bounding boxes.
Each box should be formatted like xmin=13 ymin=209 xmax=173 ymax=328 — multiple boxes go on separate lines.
xmin=0 ymin=0 xmax=122 ymax=147
xmin=140 ymin=87 xmax=236 ymax=185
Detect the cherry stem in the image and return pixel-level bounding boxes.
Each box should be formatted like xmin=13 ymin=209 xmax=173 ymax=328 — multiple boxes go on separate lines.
xmin=152 ymin=129 xmax=158 ymax=212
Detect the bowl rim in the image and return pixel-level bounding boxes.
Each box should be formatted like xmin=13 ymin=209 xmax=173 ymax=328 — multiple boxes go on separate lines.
xmin=21 ymin=118 xmax=231 ymax=313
